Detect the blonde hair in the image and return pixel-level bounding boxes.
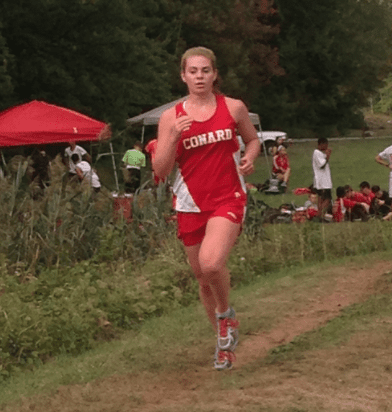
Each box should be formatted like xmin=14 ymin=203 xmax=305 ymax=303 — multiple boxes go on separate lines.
xmin=180 ymin=47 xmax=217 ymax=73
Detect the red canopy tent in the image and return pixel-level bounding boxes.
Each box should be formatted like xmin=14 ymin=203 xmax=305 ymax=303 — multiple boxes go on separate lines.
xmin=0 ymin=100 xmax=111 ymax=147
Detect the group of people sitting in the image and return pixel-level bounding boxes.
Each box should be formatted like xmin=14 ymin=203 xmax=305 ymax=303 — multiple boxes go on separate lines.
xmin=331 ymin=181 xmax=392 ymax=222
xmin=299 ymin=181 xmax=392 ymax=223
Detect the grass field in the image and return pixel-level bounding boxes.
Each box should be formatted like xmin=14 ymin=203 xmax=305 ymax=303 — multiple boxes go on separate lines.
xmin=96 ymin=137 xmax=392 ymax=208
xmin=247 ymin=137 xmax=392 ymax=209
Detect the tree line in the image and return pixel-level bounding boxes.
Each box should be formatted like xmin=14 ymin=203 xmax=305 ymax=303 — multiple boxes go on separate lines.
xmin=0 ymin=0 xmax=391 ymax=138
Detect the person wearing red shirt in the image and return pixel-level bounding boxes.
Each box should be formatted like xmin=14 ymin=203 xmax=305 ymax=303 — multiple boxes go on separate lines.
xmin=272 ymin=145 xmax=291 ymax=188
xmin=333 ymin=186 xmax=369 ymax=222
xmin=154 ymin=46 xmax=260 ymax=371
xmin=359 ymin=181 xmax=375 ymax=204
xmin=145 ymin=138 xmax=166 ymax=186
xmin=345 ymin=182 xmax=375 ymax=206
xmin=344 ymin=185 xmax=367 ymax=203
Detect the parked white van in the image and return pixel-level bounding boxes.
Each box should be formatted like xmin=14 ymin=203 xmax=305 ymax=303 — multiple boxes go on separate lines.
xmin=237 ymin=131 xmax=287 ymax=155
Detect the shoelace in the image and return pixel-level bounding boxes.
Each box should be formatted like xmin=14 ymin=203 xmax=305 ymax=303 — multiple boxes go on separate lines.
xmin=218 ymin=350 xmax=236 ymax=363
xmin=218 ymin=318 xmax=239 ymax=338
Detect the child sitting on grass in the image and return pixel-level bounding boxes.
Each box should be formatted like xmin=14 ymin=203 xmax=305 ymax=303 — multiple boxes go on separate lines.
xmin=304 ymin=192 xmax=318 ymax=220
xmin=371 ymin=185 xmax=392 ymax=219
xmin=272 ymin=145 xmax=291 ymax=189
xmin=345 ymin=182 xmax=375 ymax=206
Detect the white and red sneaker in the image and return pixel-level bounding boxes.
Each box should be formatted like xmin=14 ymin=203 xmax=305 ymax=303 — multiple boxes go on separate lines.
xmin=216 ymin=307 xmax=239 ymax=352
xmin=214 ymin=348 xmax=236 ymax=371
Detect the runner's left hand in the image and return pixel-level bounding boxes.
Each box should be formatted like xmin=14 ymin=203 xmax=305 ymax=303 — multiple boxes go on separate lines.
xmin=238 ymin=156 xmax=254 ymax=176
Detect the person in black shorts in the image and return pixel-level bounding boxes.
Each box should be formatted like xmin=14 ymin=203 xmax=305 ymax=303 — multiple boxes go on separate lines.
xmin=312 ymin=138 xmax=332 ymax=218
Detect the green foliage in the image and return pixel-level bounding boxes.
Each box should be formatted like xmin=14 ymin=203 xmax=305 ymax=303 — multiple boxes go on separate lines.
xmin=229 ymin=219 xmax=392 ymax=289
xmin=0 ymin=0 xmax=173 ymax=126
xmin=257 ymin=0 xmax=392 ymax=136
xmin=1 ymin=0 xmax=391 ymax=136
xmin=243 ymin=196 xmax=269 ymax=239
xmin=0 ymin=183 xmax=110 ymax=270
xmin=170 ymin=0 xmax=282 ymax=104
xmin=0 ymin=168 xmax=182 ymax=379
xmin=0 ymin=163 xmax=177 ymax=272
xmin=0 ymin=241 xmax=193 ymax=378
xmin=2 ymin=203 xmax=392 ymax=380
xmin=0 ymin=25 xmax=14 ymax=107
xmin=373 ymin=74 xmax=392 ymax=114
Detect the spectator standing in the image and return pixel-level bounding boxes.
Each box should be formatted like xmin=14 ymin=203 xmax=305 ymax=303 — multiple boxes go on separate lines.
xmin=31 ymin=148 xmax=50 ymax=189
xmin=375 ymin=144 xmax=392 ymax=197
xmin=64 ymin=141 xmax=92 ymax=179
xmin=122 ymin=141 xmax=146 ymax=193
xmin=312 ymin=137 xmax=332 ymax=218
xmin=145 ymin=138 xmax=165 ymax=186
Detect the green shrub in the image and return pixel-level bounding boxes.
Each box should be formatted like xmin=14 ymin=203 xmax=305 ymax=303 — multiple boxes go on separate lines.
xmin=0 ymin=238 xmax=193 ymax=379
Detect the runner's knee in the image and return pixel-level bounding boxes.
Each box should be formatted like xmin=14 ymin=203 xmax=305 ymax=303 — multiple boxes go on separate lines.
xmin=199 ymin=258 xmax=223 ymax=281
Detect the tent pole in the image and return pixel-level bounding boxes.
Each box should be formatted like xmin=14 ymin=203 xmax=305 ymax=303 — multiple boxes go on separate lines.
xmin=110 ymin=142 xmax=120 ymax=193
xmin=258 ymin=124 xmax=272 ymax=179
xmin=0 ymin=150 xmax=6 ymax=178
xmin=141 ymin=125 xmax=145 ymax=144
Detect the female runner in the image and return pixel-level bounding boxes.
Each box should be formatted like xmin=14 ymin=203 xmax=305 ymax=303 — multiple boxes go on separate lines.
xmin=154 ymin=47 xmax=260 ymax=370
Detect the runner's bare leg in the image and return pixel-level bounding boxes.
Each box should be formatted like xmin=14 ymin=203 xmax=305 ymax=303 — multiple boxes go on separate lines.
xmin=185 ymin=216 xmax=240 ymax=328
xmin=186 ymin=243 xmax=218 ymax=331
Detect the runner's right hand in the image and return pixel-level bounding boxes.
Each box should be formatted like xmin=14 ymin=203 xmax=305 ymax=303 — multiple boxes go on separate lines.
xmin=174 ymin=114 xmax=193 ymax=138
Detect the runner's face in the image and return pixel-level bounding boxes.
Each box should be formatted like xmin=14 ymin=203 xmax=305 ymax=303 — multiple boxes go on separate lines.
xmin=181 ymin=55 xmax=217 ymax=94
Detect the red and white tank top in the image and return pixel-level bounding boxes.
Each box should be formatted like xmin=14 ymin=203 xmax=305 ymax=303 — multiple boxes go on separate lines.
xmin=173 ymin=94 xmax=246 ymax=212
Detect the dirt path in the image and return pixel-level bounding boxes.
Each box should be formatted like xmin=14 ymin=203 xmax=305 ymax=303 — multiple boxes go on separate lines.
xmin=5 ymin=261 xmax=392 ymax=412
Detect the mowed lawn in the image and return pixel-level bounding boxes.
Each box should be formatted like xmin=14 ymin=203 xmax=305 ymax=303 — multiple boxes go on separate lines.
xmin=247 ymin=137 xmax=392 ymax=208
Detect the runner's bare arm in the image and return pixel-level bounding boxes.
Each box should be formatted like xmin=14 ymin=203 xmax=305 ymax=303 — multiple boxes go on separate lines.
xmin=154 ymin=108 xmax=193 ymax=179
xmin=226 ymin=98 xmax=260 ymax=176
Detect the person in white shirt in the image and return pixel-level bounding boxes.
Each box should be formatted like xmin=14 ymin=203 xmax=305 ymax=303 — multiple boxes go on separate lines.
xmin=312 ymin=137 xmax=332 ymax=218
xmin=64 ymin=141 xmax=92 ymax=178
xmin=375 ymin=144 xmax=392 ymax=197
xmin=71 ymin=154 xmax=101 ymax=193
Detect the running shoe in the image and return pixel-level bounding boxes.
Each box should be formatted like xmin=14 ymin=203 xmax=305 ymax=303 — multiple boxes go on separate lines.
xmin=216 ymin=307 xmax=239 ymax=352
xmin=213 ymin=346 xmax=236 ymax=371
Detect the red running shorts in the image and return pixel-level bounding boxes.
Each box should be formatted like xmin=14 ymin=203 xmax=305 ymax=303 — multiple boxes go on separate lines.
xmin=177 ymin=202 xmax=246 ymax=247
